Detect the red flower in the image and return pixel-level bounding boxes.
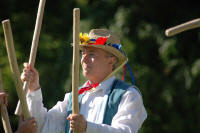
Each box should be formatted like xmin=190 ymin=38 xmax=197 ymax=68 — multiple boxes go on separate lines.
xmin=94 ymin=37 xmax=107 ymax=45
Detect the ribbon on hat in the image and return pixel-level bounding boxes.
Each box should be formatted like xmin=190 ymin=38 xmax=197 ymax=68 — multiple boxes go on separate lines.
xmin=79 ymin=81 xmax=99 ymax=94
xmin=111 ymin=44 xmax=122 ymax=50
xmin=123 ymin=62 xmax=135 ymax=85
xmin=79 ymin=33 xmax=122 ymax=51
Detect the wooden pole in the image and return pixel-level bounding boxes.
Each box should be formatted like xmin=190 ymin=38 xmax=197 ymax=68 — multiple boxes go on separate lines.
xmin=15 ymin=0 xmax=46 ymax=115
xmin=2 ymin=19 xmax=31 ymax=119
xmin=0 ymin=70 xmax=13 ymax=133
xmin=165 ymin=18 xmax=200 ymax=37
xmin=72 ymin=8 xmax=80 ymax=116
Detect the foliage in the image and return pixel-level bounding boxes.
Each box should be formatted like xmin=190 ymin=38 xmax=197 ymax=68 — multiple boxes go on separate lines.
xmin=0 ymin=0 xmax=200 ymax=132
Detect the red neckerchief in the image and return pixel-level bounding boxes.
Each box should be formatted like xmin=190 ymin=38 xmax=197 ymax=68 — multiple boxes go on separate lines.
xmin=78 ymin=81 xmax=99 ymax=94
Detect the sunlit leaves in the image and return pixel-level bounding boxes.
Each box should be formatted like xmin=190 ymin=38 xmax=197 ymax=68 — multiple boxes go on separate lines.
xmin=191 ymin=59 xmax=200 ymax=77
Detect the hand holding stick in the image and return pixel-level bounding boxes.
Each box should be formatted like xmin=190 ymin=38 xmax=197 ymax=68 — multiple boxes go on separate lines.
xmin=0 ymin=70 xmax=13 ymax=133
xmin=2 ymin=19 xmax=31 ymax=119
xmin=165 ymin=18 xmax=200 ymax=37
xmin=15 ymin=0 xmax=46 ymax=115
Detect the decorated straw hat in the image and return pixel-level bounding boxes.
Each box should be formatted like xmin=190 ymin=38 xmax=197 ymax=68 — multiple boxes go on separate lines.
xmin=79 ymin=29 xmax=128 ymax=78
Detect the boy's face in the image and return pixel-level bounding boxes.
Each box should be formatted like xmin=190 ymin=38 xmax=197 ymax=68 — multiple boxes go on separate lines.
xmin=81 ymin=47 xmax=114 ymax=83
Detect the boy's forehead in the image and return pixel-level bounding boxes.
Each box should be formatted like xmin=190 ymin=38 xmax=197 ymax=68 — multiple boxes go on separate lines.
xmin=82 ymin=47 xmax=100 ymax=52
xmin=81 ymin=46 xmax=109 ymax=55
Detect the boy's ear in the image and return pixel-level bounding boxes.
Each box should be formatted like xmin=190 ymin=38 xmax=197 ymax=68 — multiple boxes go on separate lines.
xmin=109 ymin=56 xmax=117 ymax=66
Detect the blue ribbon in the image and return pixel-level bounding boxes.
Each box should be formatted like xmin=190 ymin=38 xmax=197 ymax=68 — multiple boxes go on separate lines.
xmin=111 ymin=44 xmax=122 ymax=50
xmin=90 ymin=39 xmax=96 ymax=42
xmin=125 ymin=62 xmax=135 ymax=85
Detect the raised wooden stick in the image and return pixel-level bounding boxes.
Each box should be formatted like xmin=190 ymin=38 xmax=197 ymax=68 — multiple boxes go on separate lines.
xmin=15 ymin=0 xmax=46 ymax=115
xmin=165 ymin=18 xmax=200 ymax=37
xmin=72 ymin=8 xmax=80 ymax=117
xmin=0 ymin=70 xmax=13 ymax=133
xmin=2 ymin=19 xmax=31 ymax=119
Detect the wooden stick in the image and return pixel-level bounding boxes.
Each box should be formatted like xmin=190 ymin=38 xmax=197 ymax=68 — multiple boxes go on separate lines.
xmin=165 ymin=18 xmax=200 ymax=37
xmin=2 ymin=19 xmax=31 ymax=119
xmin=15 ymin=0 xmax=46 ymax=115
xmin=72 ymin=8 xmax=80 ymax=116
xmin=0 ymin=70 xmax=13 ymax=133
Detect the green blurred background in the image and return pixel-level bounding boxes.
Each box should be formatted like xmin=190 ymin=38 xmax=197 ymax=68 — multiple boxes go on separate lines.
xmin=0 ymin=0 xmax=200 ymax=132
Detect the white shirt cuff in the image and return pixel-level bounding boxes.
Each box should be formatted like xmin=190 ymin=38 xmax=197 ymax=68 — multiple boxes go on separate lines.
xmin=27 ymin=88 xmax=43 ymax=101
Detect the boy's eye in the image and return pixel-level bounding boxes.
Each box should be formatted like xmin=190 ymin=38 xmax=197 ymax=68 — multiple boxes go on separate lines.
xmin=81 ymin=51 xmax=96 ymax=57
xmin=89 ymin=53 xmax=94 ymax=56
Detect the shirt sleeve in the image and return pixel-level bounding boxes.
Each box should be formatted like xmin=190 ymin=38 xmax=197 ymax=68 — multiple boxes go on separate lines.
xmin=27 ymin=89 xmax=70 ymax=133
xmin=86 ymin=87 xmax=147 ymax=133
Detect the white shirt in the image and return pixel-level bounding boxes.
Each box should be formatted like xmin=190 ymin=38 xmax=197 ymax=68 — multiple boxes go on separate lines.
xmin=27 ymin=76 xmax=147 ymax=133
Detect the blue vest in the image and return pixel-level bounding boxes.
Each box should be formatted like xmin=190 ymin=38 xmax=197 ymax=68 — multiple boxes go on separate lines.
xmin=65 ymin=79 xmax=138 ymax=133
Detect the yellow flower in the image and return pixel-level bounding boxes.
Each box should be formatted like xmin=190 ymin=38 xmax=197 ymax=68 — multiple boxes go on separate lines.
xmin=80 ymin=33 xmax=90 ymax=45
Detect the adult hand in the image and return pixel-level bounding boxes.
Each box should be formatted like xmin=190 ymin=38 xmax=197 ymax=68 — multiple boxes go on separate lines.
xmin=67 ymin=114 xmax=87 ymax=133
xmin=0 ymin=91 xmax=8 ymax=110
xmin=21 ymin=63 xmax=40 ymax=92
xmin=15 ymin=117 xmax=37 ymax=133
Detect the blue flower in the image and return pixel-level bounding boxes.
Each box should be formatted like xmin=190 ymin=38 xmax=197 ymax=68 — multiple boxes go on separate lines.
xmin=111 ymin=44 xmax=122 ymax=50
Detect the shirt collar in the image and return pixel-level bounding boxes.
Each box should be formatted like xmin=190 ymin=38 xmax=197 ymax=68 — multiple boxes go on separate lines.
xmin=98 ymin=76 xmax=116 ymax=93
xmin=83 ymin=76 xmax=116 ymax=94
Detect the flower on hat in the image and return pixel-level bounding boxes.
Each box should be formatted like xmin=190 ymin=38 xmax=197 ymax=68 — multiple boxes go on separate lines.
xmin=80 ymin=33 xmax=90 ymax=45
xmin=79 ymin=32 xmax=121 ymax=50
xmin=79 ymin=32 xmax=108 ymax=46
xmin=111 ymin=44 xmax=122 ymax=50
xmin=94 ymin=37 xmax=107 ymax=45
